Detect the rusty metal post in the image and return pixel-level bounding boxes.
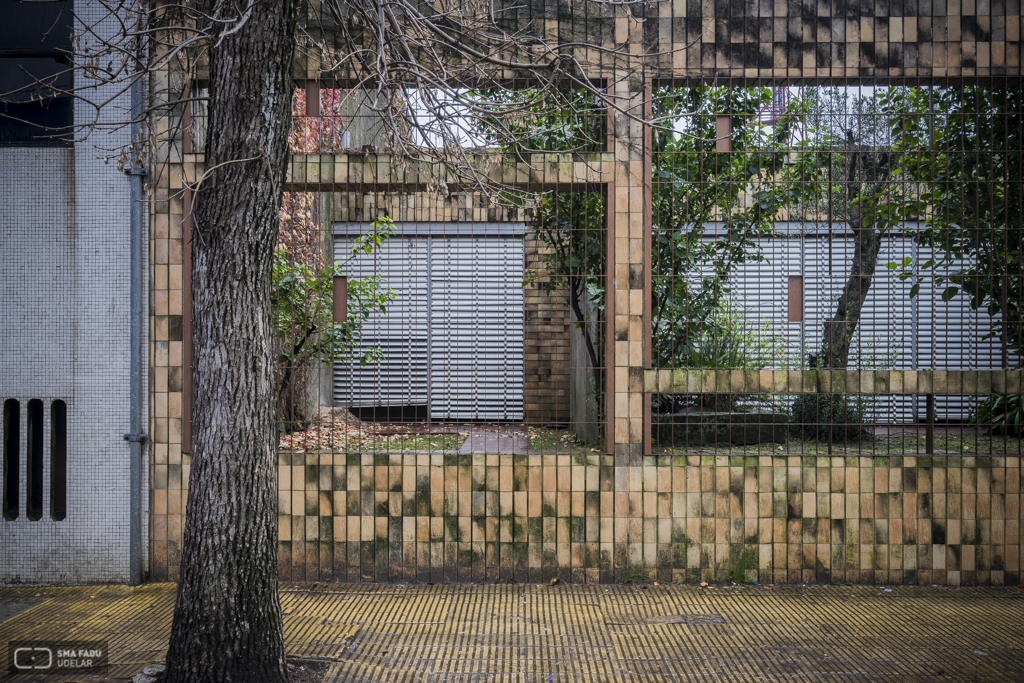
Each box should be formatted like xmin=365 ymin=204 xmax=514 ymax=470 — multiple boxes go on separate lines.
xmin=926 ymin=393 xmax=935 ymax=455
xmin=182 ymin=81 xmax=192 ymax=154
xmin=643 ymin=80 xmax=653 ymax=456
xmin=332 ymin=276 xmax=347 ymax=323
xmin=305 ymin=80 xmax=320 ymax=117
xmin=605 ymin=181 xmax=615 ymax=456
xmin=605 ymin=83 xmax=614 ymax=154
xmin=715 ymin=115 xmax=732 ymax=153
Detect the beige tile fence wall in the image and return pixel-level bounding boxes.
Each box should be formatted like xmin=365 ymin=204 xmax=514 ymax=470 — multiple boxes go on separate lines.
xmin=268 ymin=451 xmax=1022 ymax=587
xmin=149 ymin=1 xmax=1024 ymax=585
xmin=643 ymin=369 xmax=1024 ymax=395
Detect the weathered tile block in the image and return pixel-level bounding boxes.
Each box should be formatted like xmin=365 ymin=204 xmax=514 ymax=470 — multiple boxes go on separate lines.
xmin=219 ymin=451 xmax=1024 ymax=586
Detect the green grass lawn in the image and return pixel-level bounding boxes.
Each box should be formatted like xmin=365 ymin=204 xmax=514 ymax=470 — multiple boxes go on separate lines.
xmin=651 ymin=430 xmax=1023 ymax=456
xmin=526 ymin=426 xmax=602 ymax=456
xmin=525 ymin=426 xmax=1022 ymax=457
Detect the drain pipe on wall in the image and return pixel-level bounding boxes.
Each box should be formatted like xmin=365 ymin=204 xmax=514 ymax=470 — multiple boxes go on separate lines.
xmin=123 ymin=70 xmax=148 ymax=586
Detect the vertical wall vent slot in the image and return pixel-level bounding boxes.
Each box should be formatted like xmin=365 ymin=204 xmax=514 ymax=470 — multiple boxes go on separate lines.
xmin=26 ymin=399 xmax=43 ymax=521
xmin=2 ymin=399 xmax=19 ymax=520
xmin=50 ymin=400 xmax=66 ymax=521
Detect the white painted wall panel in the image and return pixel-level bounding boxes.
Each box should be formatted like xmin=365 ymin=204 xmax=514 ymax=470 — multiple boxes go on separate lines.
xmin=0 ymin=0 xmax=146 ymax=583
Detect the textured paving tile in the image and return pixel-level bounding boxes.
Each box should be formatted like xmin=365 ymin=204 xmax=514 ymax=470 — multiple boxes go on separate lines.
xmin=458 ymin=425 xmax=529 ymax=455
xmin=1 ymin=583 xmax=1023 ymax=681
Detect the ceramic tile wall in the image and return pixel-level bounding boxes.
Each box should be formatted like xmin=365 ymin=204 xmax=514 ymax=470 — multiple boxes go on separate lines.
xmin=264 ymin=452 xmax=1022 ymax=586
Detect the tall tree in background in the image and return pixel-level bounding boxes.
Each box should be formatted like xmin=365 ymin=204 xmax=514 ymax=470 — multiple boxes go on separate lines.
xmin=650 ymin=86 xmax=796 ymax=369
xmin=791 ymin=87 xmax=915 ymax=370
xmin=887 ymin=86 xmax=1024 ymax=435
xmin=520 ymin=87 xmax=798 ymax=401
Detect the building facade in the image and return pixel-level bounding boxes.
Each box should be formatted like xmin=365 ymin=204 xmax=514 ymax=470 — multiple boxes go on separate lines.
xmin=1 ymin=0 xmax=147 ymax=584
xmin=2 ymin=0 xmax=1022 ymax=584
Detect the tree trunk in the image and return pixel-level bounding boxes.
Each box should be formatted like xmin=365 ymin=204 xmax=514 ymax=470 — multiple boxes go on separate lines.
xmin=165 ymin=0 xmax=297 ymax=680
xmin=569 ymin=288 xmax=600 ymax=443
xmin=820 ymin=223 xmax=883 ymax=369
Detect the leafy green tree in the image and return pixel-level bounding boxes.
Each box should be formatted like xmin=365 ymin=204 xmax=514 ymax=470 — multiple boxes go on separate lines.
xmin=527 ymin=87 xmax=803 ymax=358
xmin=651 ymin=86 xmax=798 ymax=368
xmin=521 ymin=86 xmax=799 ymax=418
xmin=886 ymin=86 xmax=1024 ymax=363
xmin=784 ymin=87 xmax=924 ymax=441
xmin=272 ymin=217 xmax=396 ymax=431
xmin=883 ymin=86 xmax=1023 ymax=434
xmin=788 ymin=87 xmax=922 ymax=370
xmin=472 ymin=87 xmax=607 ymax=157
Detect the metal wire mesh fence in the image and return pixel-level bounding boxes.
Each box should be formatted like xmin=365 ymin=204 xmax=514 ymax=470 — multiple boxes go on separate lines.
xmin=271 ymin=83 xmax=1022 ymax=460
xmin=649 ymin=83 xmax=1022 ymax=458
xmin=250 ymin=81 xmax=1024 ymax=585
xmin=131 ymin=17 xmax=1024 ymax=582
xmin=7 ymin=0 xmax=1024 ymax=589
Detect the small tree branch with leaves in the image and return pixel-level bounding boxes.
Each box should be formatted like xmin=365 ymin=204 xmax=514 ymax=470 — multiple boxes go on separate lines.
xmin=789 ymin=87 xmax=915 ymax=370
xmin=273 ymin=216 xmax=396 ymax=431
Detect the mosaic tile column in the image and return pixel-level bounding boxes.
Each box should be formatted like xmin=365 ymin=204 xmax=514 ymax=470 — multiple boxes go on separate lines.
xmin=147 ymin=70 xmax=196 ymax=582
xmin=148 ymin=113 xmax=188 ymax=582
xmin=608 ymin=53 xmax=653 ymax=570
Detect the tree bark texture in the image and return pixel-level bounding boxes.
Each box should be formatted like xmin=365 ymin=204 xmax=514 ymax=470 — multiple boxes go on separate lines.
xmin=165 ymin=0 xmax=297 ymax=680
xmin=820 ymin=223 xmax=883 ymax=369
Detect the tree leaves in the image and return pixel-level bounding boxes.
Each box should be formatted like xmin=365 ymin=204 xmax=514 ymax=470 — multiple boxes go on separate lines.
xmin=272 ymin=216 xmax=396 ymax=406
xmin=898 ymin=86 xmax=1024 ymax=358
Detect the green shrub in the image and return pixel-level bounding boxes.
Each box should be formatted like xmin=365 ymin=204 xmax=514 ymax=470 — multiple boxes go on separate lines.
xmin=657 ymin=298 xmax=786 ymax=413
xmin=677 ymin=298 xmax=786 ymax=370
xmin=790 ymin=394 xmax=871 ymax=443
xmin=972 ymin=394 xmax=1023 ymax=436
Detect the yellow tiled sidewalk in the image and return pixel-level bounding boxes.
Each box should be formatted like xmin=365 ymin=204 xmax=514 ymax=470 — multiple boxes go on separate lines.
xmin=3 ymin=582 xmax=1024 ymax=681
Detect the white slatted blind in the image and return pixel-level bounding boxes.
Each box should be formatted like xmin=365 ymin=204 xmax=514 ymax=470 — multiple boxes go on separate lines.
xmin=332 ymin=236 xmax=429 ymax=407
xmin=718 ymin=227 xmax=1015 ymax=422
xmin=333 ymin=224 xmax=524 ymax=421
xmin=429 ymin=237 xmax=525 ymax=420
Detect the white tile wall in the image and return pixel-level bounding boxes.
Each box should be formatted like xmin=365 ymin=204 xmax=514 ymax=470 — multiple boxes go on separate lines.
xmin=0 ymin=0 xmax=147 ymax=584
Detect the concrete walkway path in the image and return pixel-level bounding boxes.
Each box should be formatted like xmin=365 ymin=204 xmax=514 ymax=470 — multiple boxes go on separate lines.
xmin=458 ymin=424 xmax=528 ymax=454
xmin=2 ymin=582 xmax=1023 ymax=681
